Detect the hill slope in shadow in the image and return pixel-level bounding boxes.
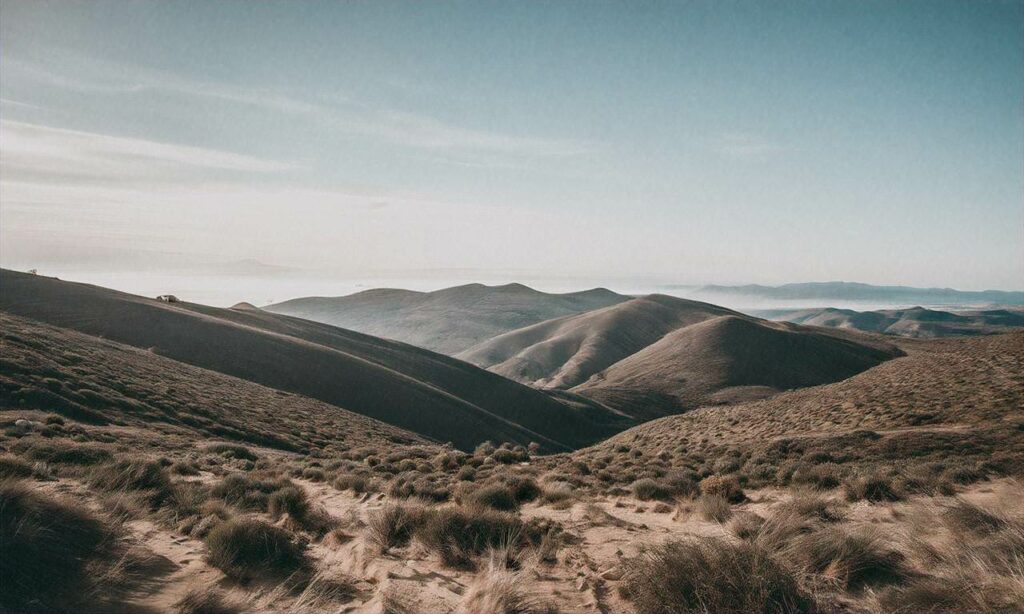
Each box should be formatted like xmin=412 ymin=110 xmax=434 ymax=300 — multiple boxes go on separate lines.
xmin=0 ymin=313 xmax=430 ymax=454
xmin=457 ymin=295 xmax=738 ymax=388
xmin=0 ymin=270 xmax=632 ymax=451
xmin=264 ymin=283 xmax=629 ymax=354
xmin=574 ymin=315 xmax=904 ymax=418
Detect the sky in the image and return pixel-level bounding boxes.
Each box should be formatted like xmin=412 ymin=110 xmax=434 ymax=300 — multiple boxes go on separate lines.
xmin=1 ymin=0 xmax=1022 ymax=304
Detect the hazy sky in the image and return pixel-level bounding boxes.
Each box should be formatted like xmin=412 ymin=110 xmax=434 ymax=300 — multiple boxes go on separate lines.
xmin=2 ymin=0 xmax=1022 ymax=291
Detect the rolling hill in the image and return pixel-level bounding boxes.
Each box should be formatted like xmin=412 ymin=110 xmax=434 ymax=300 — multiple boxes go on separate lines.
xmin=458 ymin=293 xmax=903 ymax=417
xmin=0 ymin=270 xmax=632 ymax=451
xmin=761 ymin=306 xmax=1024 ymax=338
xmin=573 ymin=315 xmax=905 ymax=417
xmin=0 ymin=312 xmax=431 ymax=455
xmin=264 ymin=283 xmax=629 ymax=354
xmin=457 ymin=295 xmax=739 ymax=388
xmin=569 ymin=330 xmax=1024 ymax=483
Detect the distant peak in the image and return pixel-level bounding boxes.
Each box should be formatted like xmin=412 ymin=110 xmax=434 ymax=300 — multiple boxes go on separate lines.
xmin=230 ymin=301 xmax=260 ymax=311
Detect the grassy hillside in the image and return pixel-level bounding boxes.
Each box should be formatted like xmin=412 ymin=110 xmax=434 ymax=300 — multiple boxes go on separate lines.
xmin=575 ymin=315 xmax=904 ymax=417
xmin=0 ymin=313 xmax=429 ymax=455
xmin=457 ymin=295 xmax=738 ymax=388
xmin=769 ymin=305 xmax=1024 ymax=338
xmin=566 ymin=331 xmax=1024 ymax=489
xmin=0 ymin=270 xmax=632 ymax=451
xmin=265 ymin=282 xmax=628 ymax=354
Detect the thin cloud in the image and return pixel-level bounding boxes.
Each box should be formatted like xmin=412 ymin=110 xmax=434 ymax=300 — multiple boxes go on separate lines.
xmin=0 ymin=120 xmax=297 ymax=185
xmin=5 ymin=54 xmax=597 ymax=159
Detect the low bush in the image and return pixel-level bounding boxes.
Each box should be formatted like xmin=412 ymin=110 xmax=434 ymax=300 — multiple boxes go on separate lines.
xmin=699 ymin=475 xmax=746 ymax=503
xmin=334 ymin=473 xmax=370 ymax=493
xmin=620 ymin=538 xmax=814 ymax=614
xmin=843 ymin=473 xmax=903 ymax=503
xmin=268 ymin=486 xmax=310 ymax=520
xmin=695 ymin=494 xmax=732 ymax=522
xmin=89 ymin=457 xmax=176 ymax=507
xmin=463 ymin=483 xmax=519 ymax=511
xmin=204 ymin=517 xmax=307 ymax=581
xmin=171 ymin=460 xmax=201 ymax=476
xmin=415 ymin=506 xmax=532 ymax=568
xmin=367 ymin=504 xmax=424 ymax=553
xmin=789 ymin=527 xmax=906 ymax=590
xmin=204 ymin=443 xmax=258 ymax=461
xmin=776 ymin=492 xmax=845 ymax=523
xmin=211 ymin=473 xmax=292 ymax=511
xmin=631 ymin=478 xmax=675 ymax=502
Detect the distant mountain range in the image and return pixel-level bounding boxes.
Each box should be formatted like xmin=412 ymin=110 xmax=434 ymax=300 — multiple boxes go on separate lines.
xmin=265 ymin=283 xmax=629 ymax=354
xmin=758 ymin=306 xmax=1024 ymax=338
xmin=670 ymin=281 xmax=1024 ymax=305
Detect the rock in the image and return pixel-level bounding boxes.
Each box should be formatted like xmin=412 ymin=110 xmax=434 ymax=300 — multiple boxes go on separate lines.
xmin=600 ymin=566 xmax=624 ymax=581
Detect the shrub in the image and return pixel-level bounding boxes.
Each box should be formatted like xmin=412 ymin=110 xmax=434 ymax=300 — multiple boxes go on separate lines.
xmin=211 ymin=473 xmax=292 ymax=511
xmin=789 ymin=527 xmax=906 ymax=590
xmin=464 ymin=483 xmax=519 ymax=511
xmin=334 ymin=473 xmax=370 ymax=493
xmin=0 ymin=479 xmax=120 ymax=609
xmin=503 ymin=475 xmax=541 ymax=502
xmin=171 ymin=460 xmax=201 ymax=476
xmin=728 ymin=512 xmax=766 ymax=540
xmin=415 ymin=506 xmax=530 ymax=568
xmin=843 ymin=473 xmax=903 ymax=503
xmin=457 ymin=557 xmax=545 ymax=614
xmin=301 ymin=467 xmax=326 ymax=482
xmin=367 ymin=504 xmax=424 ymax=553
xmin=89 ymin=457 xmax=175 ymax=507
xmin=699 ymin=475 xmax=746 ymax=503
xmin=268 ymin=486 xmax=310 ymax=520
xmin=539 ymin=482 xmax=576 ymax=507
xmin=204 ymin=443 xmax=258 ymax=461
xmin=204 ymin=518 xmax=307 ymax=581
xmin=620 ymin=538 xmax=813 ymax=614
xmin=878 ymin=576 xmax=1012 ymax=613
xmin=631 ymin=478 xmax=674 ymax=502
xmin=695 ymin=494 xmax=732 ymax=522
xmin=777 ymin=492 xmax=845 ymax=523
xmin=942 ymin=498 xmax=1008 ymax=535
xmin=790 ymin=463 xmax=844 ymax=490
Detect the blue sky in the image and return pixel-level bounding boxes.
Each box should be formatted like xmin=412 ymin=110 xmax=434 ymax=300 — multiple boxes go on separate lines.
xmin=1 ymin=0 xmax=1021 ymax=292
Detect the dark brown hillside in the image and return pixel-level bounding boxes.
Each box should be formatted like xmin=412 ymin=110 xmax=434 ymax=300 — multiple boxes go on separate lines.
xmin=457 ymin=295 xmax=739 ymax=388
xmin=574 ymin=315 xmax=904 ymax=417
xmin=265 ymin=282 xmax=629 ymax=354
xmin=0 ymin=270 xmax=632 ymax=451
xmin=0 ymin=313 xmax=429 ymax=454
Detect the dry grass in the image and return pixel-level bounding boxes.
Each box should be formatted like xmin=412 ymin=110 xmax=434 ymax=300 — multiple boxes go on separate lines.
xmin=0 ymin=478 xmax=124 ymax=610
xmin=456 ymin=555 xmax=551 ymax=614
xmin=695 ymin=493 xmax=733 ymax=522
xmin=204 ymin=517 xmax=308 ymax=582
xmin=620 ymin=537 xmax=814 ymax=613
xmin=175 ymin=587 xmax=242 ymax=614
